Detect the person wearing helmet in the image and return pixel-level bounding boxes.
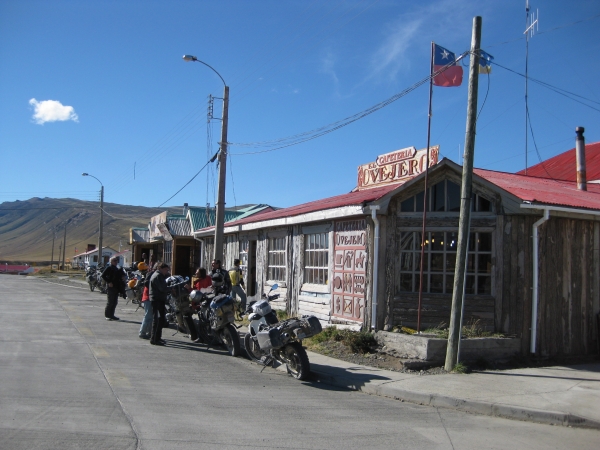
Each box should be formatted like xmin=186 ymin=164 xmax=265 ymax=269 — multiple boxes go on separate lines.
xmin=210 ymin=259 xmax=232 ymax=294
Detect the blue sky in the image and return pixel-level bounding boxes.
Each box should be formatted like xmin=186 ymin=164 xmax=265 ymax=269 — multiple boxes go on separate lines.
xmin=1 ymin=0 xmax=599 ymax=209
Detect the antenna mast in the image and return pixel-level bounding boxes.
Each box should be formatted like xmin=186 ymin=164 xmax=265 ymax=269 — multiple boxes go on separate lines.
xmin=524 ymin=1 xmax=539 ymax=175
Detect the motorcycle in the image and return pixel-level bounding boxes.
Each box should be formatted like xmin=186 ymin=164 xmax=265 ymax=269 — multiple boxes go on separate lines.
xmin=243 ymin=284 xmax=323 ymax=380
xmin=86 ymin=265 xmax=107 ymax=293
xmin=124 ymin=271 xmax=145 ymax=305
xmin=164 ymin=275 xmax=199 ymax=341
xmin=191 ymin=287 xmax=241 ymax=357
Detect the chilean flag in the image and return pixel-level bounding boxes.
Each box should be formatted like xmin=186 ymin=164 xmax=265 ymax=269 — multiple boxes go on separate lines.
xmin=433 ymin=44 xmax=463 ymax=87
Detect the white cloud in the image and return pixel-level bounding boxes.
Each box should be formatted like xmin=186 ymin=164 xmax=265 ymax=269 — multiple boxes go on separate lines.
xmin=370 ymin=19 xmax=422 ymax=81
xmin=29 ymin=98 xmax=79 ymax=125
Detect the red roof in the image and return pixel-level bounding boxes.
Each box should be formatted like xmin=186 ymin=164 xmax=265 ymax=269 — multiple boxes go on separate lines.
xmin=517 ymin=141 xmax=600 ymax=182
xmin=215 ymin=184 xmax=398 ymax=228
xmin=475 ymin=168 xmax=600 ymax=210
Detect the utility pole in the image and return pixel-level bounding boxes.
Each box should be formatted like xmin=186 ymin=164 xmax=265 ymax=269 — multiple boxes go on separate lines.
xmin=98 ymin=185 xmax=104 ymax=267
xmin=62 ymin=225 xmax=67 ymax=270
xmin=50 ymin=233 xmax=55 ymax=273
xmin=182 ymin=55 xmax=229 ymax=262
xmin=58 ymin=243 xmax=62 ymax=271
xmin=445 ymin=16 xmax=482 ymax=372
xmin=214 ymin=85 xmax=229 ymax=262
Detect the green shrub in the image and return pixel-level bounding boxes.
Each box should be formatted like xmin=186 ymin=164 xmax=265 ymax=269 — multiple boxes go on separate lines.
xmin=304 ymin=326 xmax=377 ymax=354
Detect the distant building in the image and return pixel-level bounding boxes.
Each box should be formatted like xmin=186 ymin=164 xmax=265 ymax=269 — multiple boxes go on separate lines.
xmin=72 ymin=246 xmax=118 ymax=269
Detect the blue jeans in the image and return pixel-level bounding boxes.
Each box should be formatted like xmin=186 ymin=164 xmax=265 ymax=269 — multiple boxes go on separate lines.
xmin=231 ymin=285 xmax=247 ymax=310
xmin=139 ymin=301 xmax=153 ymax=336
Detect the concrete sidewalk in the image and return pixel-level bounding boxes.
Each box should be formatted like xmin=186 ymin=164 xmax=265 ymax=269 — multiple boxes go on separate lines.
xmin=305 ymin=351 xmax=600 ymax=430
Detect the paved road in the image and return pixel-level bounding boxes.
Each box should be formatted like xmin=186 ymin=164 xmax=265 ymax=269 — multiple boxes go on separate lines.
xmin=1 ymin=274 xmax=598 ymax=449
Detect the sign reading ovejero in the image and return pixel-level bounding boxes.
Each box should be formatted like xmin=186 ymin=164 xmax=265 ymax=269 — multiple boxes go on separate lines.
xmin=356 ymin=145 xmax=440 ymax=190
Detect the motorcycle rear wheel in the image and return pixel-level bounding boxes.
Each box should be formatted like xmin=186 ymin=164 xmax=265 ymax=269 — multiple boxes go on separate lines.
xmin=244 ymin=333 xmax=265 ymax=363
xmin=283 ymin=342 xmax=310 ymax=381
xmin=221 ymin=323 xmax=241 ymax=357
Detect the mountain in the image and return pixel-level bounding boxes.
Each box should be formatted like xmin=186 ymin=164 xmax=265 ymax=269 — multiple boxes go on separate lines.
xmin=0 ymin=198 xmax=182 ymax=263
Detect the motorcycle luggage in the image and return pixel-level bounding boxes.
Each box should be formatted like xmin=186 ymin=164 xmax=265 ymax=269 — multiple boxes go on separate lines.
xmin=252 ymin=300 xmax=271 ymax=316
xmin=290 ymin=316 xmax=322 ymax=340
xmin=256 ymin=327 xmax=284 ymax=351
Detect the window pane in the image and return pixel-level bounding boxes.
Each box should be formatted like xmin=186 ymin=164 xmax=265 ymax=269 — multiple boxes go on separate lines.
xmin=445 ymin=253 xmax=456 ymax=271
xmin=400 ymin=232 xmax=414 ymax=251
xmin=432 ymin=181 xmax=445 ymax=211
xmin=431 ymin=253 xmax=444 ymax=272
xmin=477 ymin=254 xmax=492 ymax=274
xmin=478 ymin=275 xmax=491 ymax=295
xmin=401 ymin=197 xmax=414 ymax=212
xmin=466 ymin=253 xmax=475 ymax=273
xmin=431 ymin=231 xmax=444 ymax=251
xmin=477 ymin=195 xmax=492 ymax=212
xmin=430 ymin=274 xmax=444 ymax=293
xmin=465 ymin=275 xmax=476 ymax=295
xmin=479 ymin=232 xmax=492 ymax=252
xmin=445 ymin=274 xmax=454 ymax=294
xmin=400 ymin=252 xmax=413 ymax=271
xmin=447 ymin=181 xmax=461 ymax=212
xmin=415 ymin=191 xmax=425 ymax=212
xmin=400 ymin=274 xmax=413 ymax=292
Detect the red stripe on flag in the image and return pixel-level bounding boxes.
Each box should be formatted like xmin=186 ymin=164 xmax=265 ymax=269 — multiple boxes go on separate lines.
xmin=433 ymin=65 xmax=463 ymax=87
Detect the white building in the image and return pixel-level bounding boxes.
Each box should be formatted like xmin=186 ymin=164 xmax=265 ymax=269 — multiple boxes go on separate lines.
xmin=72 ymin=247 xmax=118 ymax=269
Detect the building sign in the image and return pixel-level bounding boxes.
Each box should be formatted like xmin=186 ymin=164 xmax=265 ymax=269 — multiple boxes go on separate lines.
xmin=332 ymin=219 xmax=367 ymax=322
xmin=356 ymin=145 xmax=440 ymax=190
xmin=156 ymin=223 xmax=173 ymax=242
xmin=149 ymin=212 xmax=167 ymax=240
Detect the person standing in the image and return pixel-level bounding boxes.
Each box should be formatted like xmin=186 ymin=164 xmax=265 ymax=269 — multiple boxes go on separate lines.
xmin=192 ymin=267 xmax=212 ymax=291
xmin=138 ymin=263 xmax=154 ymax=339
xmin=229 ymin=259 xmax=247 ymax=314
xmin=101 ymin=256 xmax=125 ymax=321
xmin=149 ymin=262 xmax=170 ymax=346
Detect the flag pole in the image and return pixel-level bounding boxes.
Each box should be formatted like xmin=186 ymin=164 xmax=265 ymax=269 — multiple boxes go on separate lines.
xmin=417 ymin=41 xmax=435 ymax=334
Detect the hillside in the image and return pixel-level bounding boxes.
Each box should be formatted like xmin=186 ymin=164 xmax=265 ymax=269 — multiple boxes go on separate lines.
xmin=0 ymin=198 xmax=181 ymax=263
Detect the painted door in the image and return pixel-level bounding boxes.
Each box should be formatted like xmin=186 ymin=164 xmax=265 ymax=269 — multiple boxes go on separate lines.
xmin=331 ymin=219 xmax=367 ymax=322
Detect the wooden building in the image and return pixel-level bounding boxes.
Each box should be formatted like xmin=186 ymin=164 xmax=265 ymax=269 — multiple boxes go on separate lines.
xmin=195 ymin=144 xmax=600 ymax=358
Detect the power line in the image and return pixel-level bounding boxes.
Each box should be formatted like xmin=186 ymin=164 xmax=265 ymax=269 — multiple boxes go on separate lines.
xmin=228 ymin=53 xmax=469 ymax=155
xmin=492 ymin=60 xmax=600 ymax=113
xmin=158 ymin=151 xmax=218 ymax=207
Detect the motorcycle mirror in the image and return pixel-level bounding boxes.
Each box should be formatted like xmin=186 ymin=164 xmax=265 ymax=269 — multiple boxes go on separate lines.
xmin=270 ymin=283 xmax=279 ymax=291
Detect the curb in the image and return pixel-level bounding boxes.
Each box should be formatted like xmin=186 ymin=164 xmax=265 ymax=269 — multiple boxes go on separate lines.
xmin=310 ymin=367 xmax=600 ymax=430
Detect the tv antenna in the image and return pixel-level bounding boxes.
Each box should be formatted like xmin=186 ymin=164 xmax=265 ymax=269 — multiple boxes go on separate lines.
xmin=524 ymin=0 xmax=539 ymax=175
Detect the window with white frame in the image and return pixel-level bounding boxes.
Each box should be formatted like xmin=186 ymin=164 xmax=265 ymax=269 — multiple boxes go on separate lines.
xmin=399 ymin=231 xmax=492 ymax=295
xmin=239 ymin=238 xmax=249 ymax=273
xmin=163 ymin=241 xmax=173 ymax=266
xmin=304 ymin=232 xmax=329 ymax=285
xmin=268 ymin=237 xmax=286 ymax=281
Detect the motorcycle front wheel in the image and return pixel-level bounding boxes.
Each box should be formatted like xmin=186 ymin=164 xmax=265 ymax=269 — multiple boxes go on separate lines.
xmin=244 ymin=333 xmax=265 ymax=363
xmin=221 ymin=323 xmax=241 ymax=357
xmin=283 ymin=342 xmax=310 ymax=381
xmin=89 ymin=283 xmax=95 ymax=292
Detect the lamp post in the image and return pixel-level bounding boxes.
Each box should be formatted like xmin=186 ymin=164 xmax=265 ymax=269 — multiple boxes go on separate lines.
xmin=82 ymin=173 xmax=104 ymax=268
xmin=183 ymin=54 xmax=229 ymax=261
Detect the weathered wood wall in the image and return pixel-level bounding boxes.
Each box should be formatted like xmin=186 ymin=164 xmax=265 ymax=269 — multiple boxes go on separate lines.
xmin=536 ymin=216 xmax=598 ymax=357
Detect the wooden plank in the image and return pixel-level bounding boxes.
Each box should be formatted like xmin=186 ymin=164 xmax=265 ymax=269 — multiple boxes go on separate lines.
xmin=494 ymin=215 xmax=504 ymax=331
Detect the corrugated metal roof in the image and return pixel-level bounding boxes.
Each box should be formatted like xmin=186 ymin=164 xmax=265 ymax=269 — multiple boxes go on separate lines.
xmin=188 ymin=207 xmax=246 ymax=231
xmin=214 ymin=184 xmax=398 ymax=229
xmin=475 ymin=168 xmax=600 ymax=210
xmin=167 ymin=215 xmax=191 ymax=236
xmin=516 ymin=141 xmax=600 ymax=182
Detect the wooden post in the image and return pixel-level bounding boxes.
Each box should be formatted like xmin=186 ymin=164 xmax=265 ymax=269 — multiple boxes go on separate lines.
xmin=445 ymin=16 xmax=482 ymax=372
xmin=62 ymin=224 xmax=67 ymax=270
xmin=50 ymin=233 xmax=55 ymax=272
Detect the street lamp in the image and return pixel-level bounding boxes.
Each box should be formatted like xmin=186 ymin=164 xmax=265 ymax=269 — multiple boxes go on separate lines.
xmin=82 ymin=173 xmax=104 ymax=268
xmin=183 ymin=54 xmax=229 ymax=261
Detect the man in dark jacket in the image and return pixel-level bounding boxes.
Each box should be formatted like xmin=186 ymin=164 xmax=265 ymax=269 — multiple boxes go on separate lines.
xmin=210 ymin=259 xmax=232 ymax=294
xmin=101 ymin=256 xmax=126 ymax=320
xmin=149 ymin=262 xmax=170 ymax=346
